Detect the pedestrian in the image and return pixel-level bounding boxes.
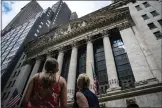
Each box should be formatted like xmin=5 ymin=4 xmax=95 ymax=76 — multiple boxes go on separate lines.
xmin=23 ymin=57 xmax=67 ymax=108
xmin=76 ymin=73 xmax=100 ymax=108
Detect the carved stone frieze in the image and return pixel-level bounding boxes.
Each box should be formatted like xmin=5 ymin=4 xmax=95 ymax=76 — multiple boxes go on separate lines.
xmin=26 ymin=20 xmax=133 ymax=61
xmin=25 ymin=7 xmax=135 ymax=60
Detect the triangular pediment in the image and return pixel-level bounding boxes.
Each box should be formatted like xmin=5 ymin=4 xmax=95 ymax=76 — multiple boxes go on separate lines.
xmin=52 ymin=7 xmax=129 ymax=38
xmin=25 ymin=7 xmax=133 ymax=58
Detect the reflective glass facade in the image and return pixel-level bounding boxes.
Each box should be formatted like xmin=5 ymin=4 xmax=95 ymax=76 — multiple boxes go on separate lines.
xmin=1 ymin=20 xmax=35 ymax=75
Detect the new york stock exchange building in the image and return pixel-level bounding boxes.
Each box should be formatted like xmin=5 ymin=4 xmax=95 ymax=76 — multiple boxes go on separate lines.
xmin=16 ymin=0 xmax=161 ymax=107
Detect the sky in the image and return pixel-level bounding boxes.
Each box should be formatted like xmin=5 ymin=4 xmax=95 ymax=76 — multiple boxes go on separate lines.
xmin=2 ymin=1 xmax=112 ymax=30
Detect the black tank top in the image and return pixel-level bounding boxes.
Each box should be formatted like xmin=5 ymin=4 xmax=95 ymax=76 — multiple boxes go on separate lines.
xmin=82 ymin=88 xmax=100 ymax=108
xmin=73 ymin=88 xmax=100 ymax=108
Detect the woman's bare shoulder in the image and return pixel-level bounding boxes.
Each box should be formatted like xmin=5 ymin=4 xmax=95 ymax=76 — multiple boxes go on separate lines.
xmin=56 ymin=75 xmax=66 ymax=86
xmin=76 ymin=91 xmax=83 ymax=97
xmin=59 ymin=76 xmax=66 ymax=83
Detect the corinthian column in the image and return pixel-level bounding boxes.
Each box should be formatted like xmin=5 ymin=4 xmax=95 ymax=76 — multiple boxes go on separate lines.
xmin=57 ymin=47 xmax=64 ymax=75
xmin=102 ymin=31 xmax=121 ymax=92
xmin=86 ymin=36 xmax=95 ymax=93
xmin=67 ymin=42 xmax=78 ymax=100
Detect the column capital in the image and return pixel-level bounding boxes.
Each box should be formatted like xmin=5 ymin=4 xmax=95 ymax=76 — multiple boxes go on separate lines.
xmin=58 ymin=45 xmax=65 ymax=53
xmin=85 ymin=35 xmax=93 ymax=42
xmin=35 ymin=55 xmax=44 ymax=60
xmin=70 ymin=40 xmax=78 ymax=48
xmin=46 ymin=51 xmax=53 ymax=58
xmin=101 ymin=29 xmax=110 ymax=38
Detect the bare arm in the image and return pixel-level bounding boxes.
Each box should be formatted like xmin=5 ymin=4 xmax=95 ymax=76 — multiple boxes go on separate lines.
xmin=23 ymin=74 xmax=37 ymax=107
xmin=76 ymin=92 xmax=89 ymax=108
xmin=60 ymin=77 xmax=67 ymax=108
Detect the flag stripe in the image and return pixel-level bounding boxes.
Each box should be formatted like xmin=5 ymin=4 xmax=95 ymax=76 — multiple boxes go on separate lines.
xmin=91 ymin=63 xmax=98 ymax=94
xmin=7 ymin=95 xmax=20 ymax=105
xmin=7 ymin=95 xmax=21 ymax=108
xmin=9 ymin=95 xmax=20 ymax=104
xmin=6 ymin=88 xmax=21 ymax=108
xmin=8 ymin=94 xmax=20 ymax=104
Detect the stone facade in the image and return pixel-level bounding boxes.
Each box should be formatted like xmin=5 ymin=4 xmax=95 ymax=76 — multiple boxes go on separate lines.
xmin=2 ymin=0 xmax=162 ymax=108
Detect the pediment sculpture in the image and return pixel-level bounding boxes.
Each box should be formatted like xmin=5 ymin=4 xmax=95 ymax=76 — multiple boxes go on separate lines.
xmin=52 ymin=20 xmax=87 ymax=40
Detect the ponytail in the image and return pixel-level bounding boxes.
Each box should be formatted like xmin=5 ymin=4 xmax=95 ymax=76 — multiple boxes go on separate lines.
xmin=40 ymin=58 xmax=58 ymax=88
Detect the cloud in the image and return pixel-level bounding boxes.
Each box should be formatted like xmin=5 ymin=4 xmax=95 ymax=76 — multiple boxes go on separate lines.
xmin=2 ymin=1 xmax=13 ymax=13
xmin=2 ymin=1 xmax=112 ymax=29
xmin=2 ymin=1 xmax=30 ymax=29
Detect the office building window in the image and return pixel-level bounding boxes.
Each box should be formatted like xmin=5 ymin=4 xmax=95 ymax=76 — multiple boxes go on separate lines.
xmin=17 ymin=63 xmax=21 ymax=68
xmin=12 ymin=71 xmax=17 ymax=77
xmin=36 ymin=29 xmax=39 ymax=33
xmin=142 ymin=14 xmax=149 ymax=20
xmin=143 ymin=2 xmax=150 ymax=8
xmin=47 ymin=20 xmax=51 ymax=24
xmin=46 ymin=22 xmax=50 ymax=27
xmin=22 ymin=55 xmax=26 ymax=60
xmin=2 ymin=63 xmax=8 ymax=70
xmin=158 ymin=19 xmax=162 ymax=26
xmin=154 ymin=31 xmax=162 ymax=39
xmin=34 ymin=33 xmax=38 ymax=37
xmin=2 ymin=93 xmax=6 ymax=100
xmin=16 ymin=70 xmax=21 ymax=76
xmin=11 ymin=80 xmax=16 ymax=87
xmin=4 ymin=92 xmax=10 ymax=99
xmin=135 ymin=5 xmax=142 ymax=11
xmin=6 ymin=81 xmax=12 ymax=88
xmin=150 ymin=11 xmax=159 ymax=17
xmin=40 ymin=22 xmax=44 ymax=25
xmin=148 ymin=23 xmax=157 ymax=30
xmin=39 ymin=25 xmax=42 ymax=28
xmin=6 ymin=56 xmax=13 ymax=61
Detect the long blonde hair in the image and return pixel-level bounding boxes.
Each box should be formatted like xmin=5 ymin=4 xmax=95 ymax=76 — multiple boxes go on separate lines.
xmin=39 ymin=58 xmax=58 ymax=88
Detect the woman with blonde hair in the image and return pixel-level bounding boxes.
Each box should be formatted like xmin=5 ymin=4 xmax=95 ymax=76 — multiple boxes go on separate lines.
xmin=23 ymin=58 xmax=67 ymax=108
xmin=76 ymin=73 xmax=100 ymax=108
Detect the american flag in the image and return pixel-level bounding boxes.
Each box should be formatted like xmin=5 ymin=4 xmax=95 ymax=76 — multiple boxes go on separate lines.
xmin=6 ymin=88 xmax=21 ymax=108
xmin=91 ymin=64 xmax=98 ymax=95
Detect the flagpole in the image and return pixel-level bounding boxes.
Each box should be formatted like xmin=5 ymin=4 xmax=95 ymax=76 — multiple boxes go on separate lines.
xmin=91 ymin=63 xmax=98 ymax=95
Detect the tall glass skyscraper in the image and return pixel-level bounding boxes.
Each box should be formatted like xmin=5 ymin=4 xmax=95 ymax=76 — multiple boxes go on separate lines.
xmin=1 ymin=0 xmax=78 ymax=107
